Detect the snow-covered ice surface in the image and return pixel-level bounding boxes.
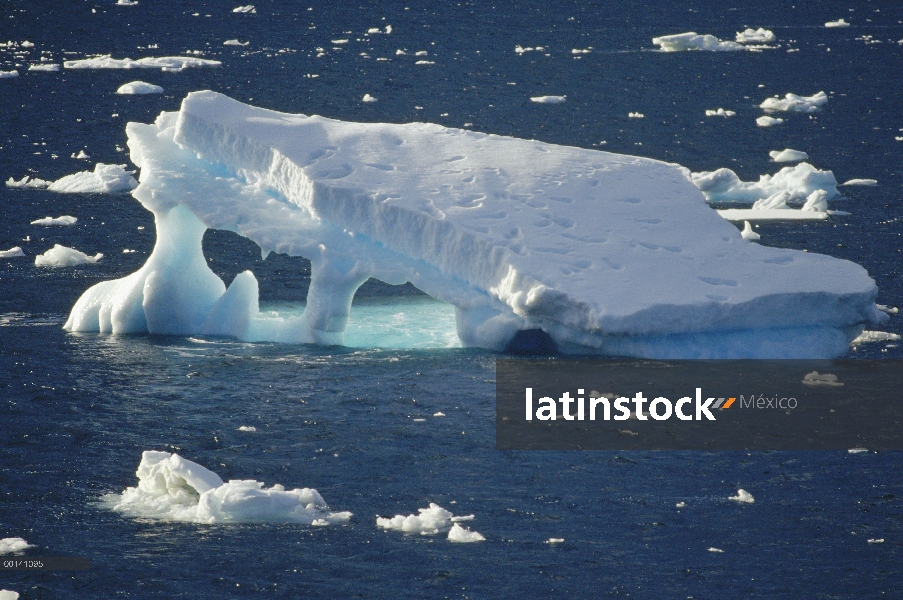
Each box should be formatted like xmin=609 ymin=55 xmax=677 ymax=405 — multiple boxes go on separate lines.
xmin=0 ymin=538 xmax=34 ymax=554
xmin=116 ymin=81 xmax=163 ymax=94
xmin=30 ymin=215 xmax=77 ymax=226
xmin=652 ymin=32 xmax=743 ymax=52
xmin=760 ymin=92 xmax=828 ymax=113
xmin=64 ymin=55 xmax=221 ymax=71
xmin=62 ymin=91 xmax=884 ymax=358
xmin=102 ymin=451 xmax=352 ymax=525
xmin=0 ymin=591 xmax=19 ymax=600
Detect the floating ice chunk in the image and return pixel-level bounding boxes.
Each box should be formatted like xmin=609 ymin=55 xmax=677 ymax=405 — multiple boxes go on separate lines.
xmin=705 ymin=108 xmax=735 ymax=117
xmin=448 ymin=523 xmax=485 ymax=543
xmin=718 ymin=208 xmax=827 ymax=222
xmin=0 ymin=247 xmax=25 ymax=258
xmin=728 ymin=489 xmax=754 ymax=503
xmin=652 ymin=32 xmax=743 ymax=52
xmin=848 ymin=447 xmax=868 ymax=453
xmin=825 ymin=19 xmax=850 ymax=28
xmin=760 ymin=91 xmax=827 ymax=113
xmin=237 ymin=425 xmax=256 ymax=431
xmin=530 ymin=95 xmax=565 ymax=104
xmin=64 ymin=55 xmax=221 ymax=71
xmin=331 ymin=39 xmax=349 ymax=45
xmin=802 ymin=371 xmax=843 ymax=386
xmin=740 ymin=221 xmax=760 ymax=241
xmin=35 ymin=244 xmax=102 ymax=267
xmin=867 ymin=538 xmax=884 ymax=544
xmin=31 ymin=215 xmax=77 ymax=226
xmin=123 ymin=248 xmax=136 ymax=253
xmin=877 ymin=305 xmax=898 ymax=315
xmin=47 ymin=163 xmax=138 ymax=193
xmin=628 ymin=112 xmax=644 ymax=118
xmin=769 ymin=149 xmax=808 ymax=162
xmin=736 ymin=28 xmax=776 ymax=43
xmin=0 ymin=70 xmax=19 ymax=78
xmin=0 ymin=538 xmax=34 ymax=554
xmin=21 ymin=41 xmax=35 ymax=48
xmin=433 ymin=411 xmax=445 ymax=416
xmin=64 ymin=92 xmax=885 ymax=358
xmin=223 ymin=39 xmax=249 ymax=46
xmin=72 ymin=150 xmax=90 ymax=159
xmin=751 ymin=191 xmax=790 ymax=211
xmin=0 ymin=590 xmax=19 ymax=600
xmin=117 ymin=80 xmax=163 ymax=94
xmin=105 ymin=451 xmax=350 ymax=524
xmin=5 ymin=176 xmax=50 ymax=189
xmin=362 ymin=93 xmax=377 ymax=103
xmin=571 ymin=48 xmax=590 ymax=54
xmin=801 ymin=190 xmax=828 ymax=212
xmin=708 ymin=547 xmax=725 ymax=553
xmin=840 ymin=178 xmax=877 ymax=186
xmin=756 ymin=115 xmax=784 ymax=127
xmin=691 ymin=163 xmax=838 ymax=204
xmin=851 ymin=331 xmax=901 ymax=345
xmin=367 ymin=27 xmax=380 ymax=34
xmin=116 ymin=0 xmax=138 ymax=5
xmin=232 ymin=5 xmax=256 ymax=13
xmin=28 ymin=64 xmax=59 ymax=72
xmin=414 ymin=60 xmax=434 ymax=65
xmin=546 ymin=537 xmax=565 ymax=544
xmin=675 ymin=502 xmax=687 ymax=508
xmin=377 ymin=503 xmax=474 ymax=536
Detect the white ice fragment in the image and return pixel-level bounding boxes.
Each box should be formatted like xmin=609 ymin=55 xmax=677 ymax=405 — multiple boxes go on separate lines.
xmin=802 ymin=371 xmax=843 ymax=386
xmin=848 ymin=448 xmax=868 ymax=453
xmin=223 ymin=39 xmax=249 ymax=46
xmin=652 ymin=32 xmax=743 ymax=52
xmin=385 ymin=25 xmax=392 ymax=34
xmin=414 ymin=60 xmax=434 ymax=65
xmin=825 ymin=19 xmax=850 ymax=28
xmin=801 ymin=190 xmax=828 ymax=212
xmin=21 ymin=41 xmax=35 ymax=48
xmin=123 ymin=249 xmax=136 ymax=253
xmin=433 ymin=411 xmax=445 ymax=417
xmin=331 ymin=39 xmax=348 ymax=45
xmin=736 ymin=28 xmax=776 ymax=44
xmin=35 ymin=244 xmax=102 ymax=267
xmin=0 ymin=590 xmax=19 ymax=600
xmin=64 ymin=55 xmax=221 ymax=70
xmin=0 ymin=70 xmax=19 ymax=78
xmin=690 ymin=163 xmax=838 ymax=204
xmin=377 ymin=503 xmax=467 ymax=535
xmin=232 ymin=5 xmax=256 ymax=13
xmin=756 ymin=115 xmax=784 ymax=127
xmin=760 ymin=91 xmax=827 ymax=113
xmin=28 ymin=64 xmax=59 ymax=72
xmin=117 ymin=80 xmax=163 ymax=94
xmin=877 ymin=305 xmax=898 ymax=315
xmin=628 ymin=112 xmax=644 ymax=118
xmin=105 ymin=451 xmax=351 ymax=524
xmin=72 ymin=150 xmax=90 ymax=159
xmin=740 ymin=221 xmax=760 ymax=241
xmin=5 ymin=176 xmax=50 ymax=189
xmin=414 ymin=50 xmax=428 ymax=56
xmin=0 ymin=247 xmax=25 ymax=258
xmin=530 ymin=95 xmax=565 ymax=104
xmin=116 ymin=0 xmax=139 ymax=5
xmin=571 ymin=48 xmax=590 ymax=54
xmin=769 ymin=149 xmax=808 ymax=162
xmin=546 ymin=537 xmax=564 ymax=544
xmin=867 ymin=538 xmax=885 ymax=544
xmin=0 ymin=538 xmax=34 ymax=554
xmin=840 ymin=178 xmax=877 ymax=186
xmin=705 ymin=108 xmax=735 ymax=117
xmin=448 ymin=523 xmax=485 ymax=543
xmin=47 ymin=163 xmax=138 ymax=193
xmin=675 ymin=502 xmax=686 ymax=508
xmin=728 ymin=489 xmax=754 ymax=503
xmin=237 ymin=425 xmax=257 ymax=432
xmin=31 ymin=215 xmax=77 ymax=226
xmin=361 ymin=93 xmax=377 ymax=103
xmin=708 ymin=547 xmax=725 ymax=553
xmin=367 ymin=28 xmax=380 ymax=34
xmin=851 ymin=331 xmax=901 ymax=345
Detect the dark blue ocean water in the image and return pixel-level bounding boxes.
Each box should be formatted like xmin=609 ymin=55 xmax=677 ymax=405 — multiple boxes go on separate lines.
xmin=1 ymin=1 xmax=902 ymax=598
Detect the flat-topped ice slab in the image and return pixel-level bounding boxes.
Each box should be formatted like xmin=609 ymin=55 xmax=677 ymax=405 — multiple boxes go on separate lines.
xmin=65 ymin=91 xmax=884 ymax=357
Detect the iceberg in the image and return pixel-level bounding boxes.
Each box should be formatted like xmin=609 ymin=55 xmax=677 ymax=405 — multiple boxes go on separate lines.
xmin=376 ymin=503 xmax=475 ymax=536
xmin=735 ymin=28 xmax=776 ymax=44
xmin=36 ymin=244 xmax=102 ymax=267
xmin=690 ymin=163 xmax=838 ymax=204
xmin=760 ymin=91 xmax=828 ymax=113
xmin=116 ymin=81 xmax=163 ymax=94
xmin=0 ymin=538 xmax=34 ymax=554
xmin=652 ymin=32 xmax=743 ymax=52
xmin=756 ymin=115 xmax=783 ymax=127
xmin=0 ymin=247 xmax=26 ymax=258
xmin=769 ymin=149 xmax=808 ymax=163
xmin=31 ymin=215 xmax=77 ymax=226
xmin=64 ymin=55 xmax=221 ymax=71
xmin=47 ymin=163 xmax=137 ymax=193
xmin=64 ymin=92 xmax=885 ymax=358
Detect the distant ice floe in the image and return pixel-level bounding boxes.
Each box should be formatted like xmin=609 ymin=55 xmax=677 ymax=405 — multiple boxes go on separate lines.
xmin=31 ymin=215 xmax=77 ymax=226
xmin=64 ymin=55 xmax=221 ymax=71
xmin=223 ymin=39 xmax=249 ymax=46
xmin=28 ymin=64 xmax=60 ymax=72
xmin=0 ymin=590 xmax=19 ymax=600
xmin=514 ymin=45 xmax=546 ymax=54
xmin=116 ymin=0 xmax=139 ymax=5
xmin=117 ymin=81 xmax=163 ymax=94
xmin=825 ymin=19 xmax=850 ymax=28
xmin=5 ymin=176 xmax=50 ymax=189
xmin=735 ymin=28 xmax=776 ymax=44
xmin=377 ymin=504 xmax=483 ymax=542
xmin=740 ymin=221 xmax=760 ymax=241
xmin=0 ymin=538 xmax=34 ymax=554
xmin=802 ymin=371 xmax=843 ymax=386
xmin=546 ymin=537 xmax=565 ymax=544
xmin=728 ymin=489 xmax=754 ymax=503
xmin=0 ymin=70 xmax=19 ymax=78
xmin=35 ymin=244 xmax=102 ymax=267
xmin=756 ymin=116 xmax=783 ymax=127
xmin=851 ymin=331 xmax=901 ymax=345
xmin=706 ymin=108 xmax=735 ymax=117
xmin=690 ymin=162 xmax=838 ymax=205
xmin=530 ymin=95 xmax=565 ymax=104
xmin=760 ymin=91 xmax=827 ymax=113
xmin=72 ymin=150 xmax=90 ymax=159
xmin=46 ymin=163 xmax=138 ymax=193
xmin=628 ymin=112 xmax=644 ymax=118
xmin=878 ymin=304 xmax=899 ymax=315
xmin=361 ymin=93 xmax=377 ymax=103
xmin=233 ymin=5 xmax=256 ymax=13
xmin=840 ymin=178 xmax=877 ymax=187
xmin=0 ymin=247 xmax=25 ymax=258
xmin=653 ymin=32 xmax=743 ymax=52
xmin=237 ymin=425 xmax=256 ymax=432
xmin=770 ymin=149 xmax=808 ymax=162
xmin=708 ymin=547 xmax=725 ymax=553
xmin=104 ymin=451 xmax=351 ymax=525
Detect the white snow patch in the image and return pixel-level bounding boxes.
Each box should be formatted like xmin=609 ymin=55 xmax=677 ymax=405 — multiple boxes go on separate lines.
xmin=530 ymin=95 xmax=565 ymax=104
xmin=736 ymin=28 xmax=776 ymax=43
xmin=706 ymin=108 xmax=735 ymax=117
xmin=0 ymin=538 xmax=34 ymax=554
xmin=769 ymin=149 xmax=808 ymax=163
xmin=690 ymin=163 xmax=838 ymax=204
xmin=233 ymin=5 xmax=256 ymax=13
xmin=362 ymin=93 xmax=377 ymax=103
xmin=117 ymin=80 xmax=163 ymax=94
xmin=728 ymin=489 xmax=754 ymax=503
xmin=35 ymin=244 xmax=102 ymax=267
xmin=740 ymin=221 xmax=760 ymax=241
xmin=840 ymin=178 xmax=877 ymax=187
xmin=802 ymin=371 xmax=843 ymax=386
xmin=652 ymin=32 xmax=743 ymax=52
xmin=6 ymin=176 xmax=50 ymax=189
xmin=31 ymin=215 xmax=77 ymax=226
xmin=0 ymin=70 xmax=19 ymax=78
xmin=48 ymin=163 xmax=138 ymax=193
xmin=28 ymin=64 xmax=59 ymax=72
xmin=223 ymin=39 xmax=249 ymax=46
xmin=760 ymin=91 xmax=827 ymax=113
xmin=756 ymin=115 xmax=784 ymax=127
xmin=64 ymin=55 xmax=221 ymax=71
xmin=103 ymin=451 xmax=351 ymax=524
xmin=825 ymin=19 xmax=850 ymax=28
xmin=851 ymin=331 xmax=901 ymax=345
xmin=0 ymin=247 xmax=25 ymax=258
xmin=448 ymin=523 xmax=485 ymax=543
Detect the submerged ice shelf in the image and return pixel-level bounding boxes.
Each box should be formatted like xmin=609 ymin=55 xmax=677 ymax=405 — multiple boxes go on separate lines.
xmin=64 ymin=91 xmax=885 ymax=358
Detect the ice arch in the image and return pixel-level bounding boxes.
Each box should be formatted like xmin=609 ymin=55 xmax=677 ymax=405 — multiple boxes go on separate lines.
xmin=65 ymin=91 xmax=885 ymax=357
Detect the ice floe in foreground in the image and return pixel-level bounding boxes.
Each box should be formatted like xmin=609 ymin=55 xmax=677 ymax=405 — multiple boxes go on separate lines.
xmin=35 ymin=244 xmax=102 ymax=267
xmin=760 ymin=92 xmax=828 ymax=113
xmin=770 ymin=149 xmax=808 ymax=163
xmin=377 ymin=503 xmax=482 ymax=541
xmin=116 ymin=81 xmax=163 ymax=94
xmin=63 ymin=91 xmax=885 ymax=358
xmin=0 ymin=247 xmax=25 ymax=258
xmin=104 ymin=451 xmax=351 ymax=525
xmin=0 ymin=538 xmax=34 ymax=554
xmin=31 ymin=215 xmax=77 ymax=226
xmin=64 ymin=55 xmax=221 ymax=71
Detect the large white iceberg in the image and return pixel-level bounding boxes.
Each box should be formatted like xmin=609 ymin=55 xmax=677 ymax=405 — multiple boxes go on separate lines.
xmin=63 ymin=92 xmax=884 ymax=358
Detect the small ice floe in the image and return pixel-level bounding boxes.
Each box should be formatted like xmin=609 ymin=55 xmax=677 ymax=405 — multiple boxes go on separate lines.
xmin=28 ymin=64 xmax=60 ymax=72
xmin=377 ymin=503 xmax=478 ymax=539
xmin=770 ymin=149 xmax=808 ymax=162
xmin=104 ymin=451 xmax=351 ymax=524
xmin=0 ymin=70 xmax=19 ymax=78
xmin=848 ymin=448 xmax=868 ymax=454
xmin=760 ymin=91 xmax=827 ymax=113
xmin=71 ymin=150 xmax=90 ymax=159
xmin=362 ymin=93 xmax=377 ymax=103
xmin=332 ymin=39 xmax=349 ymax=45
xmin=237 ymin=425 xmax=257 ymax=432
xmin=840 ymin=178 xmax=877 ymax=186
xmin=116 ymin=0 xmax=139 ymax=5
xmin=736 ymin=28 xmax=776 ymax=44
xmin=233 ymin=5 xmax=256 ymax=13
xmin=628 ymin=112 xmax=644 ymax=118
xmin=122 ymin=249 xmax=136 ymax=254
xmin=0 ymin=538 xmax=35 ymax=554
xmin=415 ymin=50 xmax=428 ymax=56
xmin=802 ymin=371 xmax=843 ymax=386
xmin=223 ymin=39 xmax=249 ymax=46
xmin=6 ymin=176 xmax=50 ymax=189
xmin=728 ymin=489 xmax=754 ymax=503
xmin=47 ymin=163 xmax=138 ymax=193
xmin=35 ymin=244 xmax=102 ymax=267
xmin=433 ymin=411 xmax=445 ymax=417
xmin=64 ymin=55 xmax=221 ymax=71
xmin=825 ymin=19 xmax=850 ymax=28
xmin=530 ymin=95 xmax=565 ymax=104
xmin=867 ymin=538 xmax=884 ymax=544
xmin=545 ymin=537 xmax=564 ymax=544
xmin=0 ymin=590 xmax=19 ymax=600
xmin=851 ymin=331 xmax=902 ymax=345
xmin=415 ymin=60 xmax=435 ymax=65
xmin=448 ymin=523 xmax=485 ymax=543
xmin=877 ymin=305 xmax=898 ymax=315
xmin=708 ymin=547 xmax=725 ymax=553
xmin=117 ymin=81 xmax=163 ymax=94
xmin=675 ymin=502 xmax=687 ymax=508
xmin=652 ymin=32 xmax=743 ymax=52
xmin=740 ymin=221 xmax=760 ymax=241
xmin=30 ymin=215 xmax=77 ymax=226
xmin=801 ymin=189 xmax=829 ymax=212
xmin=571 ymin=48 xmax=591 ymax=54
xmin=756 ymin=116 xmax=784 ymax=127
xmin=706 ymin=108 xmax=735 ymax=117
xmin=0 ymin=247 xmax=25 ymax=258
